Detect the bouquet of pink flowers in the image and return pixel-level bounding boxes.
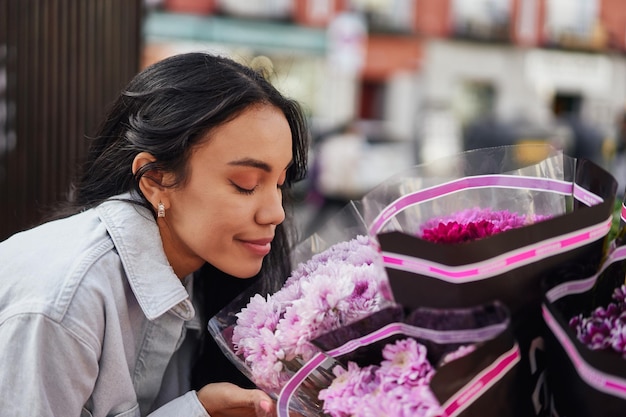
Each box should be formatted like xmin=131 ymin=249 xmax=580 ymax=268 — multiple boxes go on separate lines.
xmin=231 ymin=234 xmax=391 ymax=392
xmin=208 ymin=202 xmax=394 ymax=414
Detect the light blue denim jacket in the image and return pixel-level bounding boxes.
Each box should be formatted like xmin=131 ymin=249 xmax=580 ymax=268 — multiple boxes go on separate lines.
xmin=0 ymin=195 xmax=210 ymax=417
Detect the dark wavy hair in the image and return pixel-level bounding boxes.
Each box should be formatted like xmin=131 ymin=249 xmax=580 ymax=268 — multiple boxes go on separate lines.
xmin=56 ymin=52 xmax=309 ymax=294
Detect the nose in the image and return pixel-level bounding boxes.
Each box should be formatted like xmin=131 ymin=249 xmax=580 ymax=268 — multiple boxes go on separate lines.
xmin=256 ymin=188 xmax=286 ymax=226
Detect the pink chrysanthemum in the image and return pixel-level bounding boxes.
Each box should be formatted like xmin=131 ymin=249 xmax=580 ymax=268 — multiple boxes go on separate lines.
xmin=378 ymin=338 xmax=434 ymax=388
xmin=318 ymin=362 xmax=380 ymax=417
xmin=421 ymin=220 xmax=500 ymax=244
xmin=419 ymin=207 xmax=549 ymax=244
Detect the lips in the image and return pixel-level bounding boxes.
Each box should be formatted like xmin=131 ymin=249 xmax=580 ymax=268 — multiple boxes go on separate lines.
xmin=240 ymin=237 xmax=273 ymax=256
xmin=245 ymin=237 xmax=273 ymax=245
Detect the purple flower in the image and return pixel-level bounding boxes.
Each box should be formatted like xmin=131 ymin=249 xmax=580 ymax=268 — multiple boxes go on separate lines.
xmin=613 ymin=286 xmax=626 ymax=306
xmin=610 ymin=325 xmax=626 ymax=355
xmin=569 ymin=284 xmax=626 ymax=356
xmin=440 ymin=344 xmax=476 ymax=365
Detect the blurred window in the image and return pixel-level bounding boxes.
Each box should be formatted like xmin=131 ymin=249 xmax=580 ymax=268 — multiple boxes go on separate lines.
xmin=544 ymin=0 xmax=600 ymax=48
xmin=454 ymin=80 xmax=497 ymax=126
xmin=349 ymin=0 xmax=416 ymax=33
xmin=450 ymin=0 xmax=512 ymax=42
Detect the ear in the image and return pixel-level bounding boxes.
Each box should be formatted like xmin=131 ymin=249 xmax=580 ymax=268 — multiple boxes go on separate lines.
xmin=132 ymin=152 xmax=169 ymax=211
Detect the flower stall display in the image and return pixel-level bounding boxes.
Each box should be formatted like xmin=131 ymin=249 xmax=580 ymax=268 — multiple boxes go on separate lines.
xmin=208 ymin=144 xmax=620 ymax=417
xmin=541 ymin=189 xmax=626 ymax=417
xmin=278 ymin=302 xmax=523 ymax=417
xmin=360 ymin=145 xmax=618 ymax=415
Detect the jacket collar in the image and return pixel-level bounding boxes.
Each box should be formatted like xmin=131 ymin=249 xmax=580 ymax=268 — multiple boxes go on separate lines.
xmin=96 ymin=194 xmax=194 ymax=321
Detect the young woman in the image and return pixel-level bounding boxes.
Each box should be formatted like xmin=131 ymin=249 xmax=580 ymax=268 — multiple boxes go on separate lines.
xmin=0 ymin=52 xmax=308 ymax=417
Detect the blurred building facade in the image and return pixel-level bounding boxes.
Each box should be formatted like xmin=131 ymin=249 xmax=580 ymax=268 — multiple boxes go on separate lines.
xmin=2 ymin=0 xmax=625 ymax=240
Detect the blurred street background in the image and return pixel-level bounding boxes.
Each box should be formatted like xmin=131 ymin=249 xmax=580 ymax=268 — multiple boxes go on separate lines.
xmin=1 ymin=0 xmax=626 ymax=241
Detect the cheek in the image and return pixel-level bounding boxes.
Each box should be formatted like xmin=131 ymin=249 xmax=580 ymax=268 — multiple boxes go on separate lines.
xmin=170 ymin=184 xmax=254 ymax=246
xmin=178 ymin=210 xmax=231 ymax=266
xmin=180 ymin=202 xmax=245 ymax=241
xmin=169 ymin=200 xmax=216 ymax=244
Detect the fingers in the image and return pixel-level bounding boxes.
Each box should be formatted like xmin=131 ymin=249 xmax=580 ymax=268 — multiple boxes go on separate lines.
xmin=255 ymin=396 xmax=275 ymax=417
xmin=197 ymin=382 xmax=276 ymax=417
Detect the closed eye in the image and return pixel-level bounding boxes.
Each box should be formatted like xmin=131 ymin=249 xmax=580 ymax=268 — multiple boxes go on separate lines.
xmin=231 ymin=181 xmax=257 ymax=195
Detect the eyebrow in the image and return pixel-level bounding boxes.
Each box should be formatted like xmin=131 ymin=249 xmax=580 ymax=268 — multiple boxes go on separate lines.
xmin=227 ymin=157 xmax=293 ymax=172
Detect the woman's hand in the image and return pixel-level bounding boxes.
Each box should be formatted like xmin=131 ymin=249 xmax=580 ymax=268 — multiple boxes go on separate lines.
xmin=197 ymin=382 xmax=275 ymax=417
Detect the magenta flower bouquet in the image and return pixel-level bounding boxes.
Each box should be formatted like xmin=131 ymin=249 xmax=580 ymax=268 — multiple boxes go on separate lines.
xmin=360 ymin=145 xmax=616 ymax=315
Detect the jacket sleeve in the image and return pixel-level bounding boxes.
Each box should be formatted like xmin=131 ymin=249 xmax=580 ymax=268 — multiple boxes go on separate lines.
xmin=148 ymin=391 xmax=209 ymax=417
xmin=0 ymin=313 xmax=99 ymax=416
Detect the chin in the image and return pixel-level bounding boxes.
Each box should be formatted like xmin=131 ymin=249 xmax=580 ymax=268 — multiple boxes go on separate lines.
xmin=229 ymin=264 xmax=263 ymax=279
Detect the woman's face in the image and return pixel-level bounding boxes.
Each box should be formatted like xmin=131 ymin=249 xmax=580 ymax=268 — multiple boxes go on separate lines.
xmin=159 ymin=104 xmax=293 ymax=279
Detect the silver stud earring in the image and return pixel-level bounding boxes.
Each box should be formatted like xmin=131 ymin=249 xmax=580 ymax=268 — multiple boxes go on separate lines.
xmin=157 ymin=202 xmax=165 ymax=218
